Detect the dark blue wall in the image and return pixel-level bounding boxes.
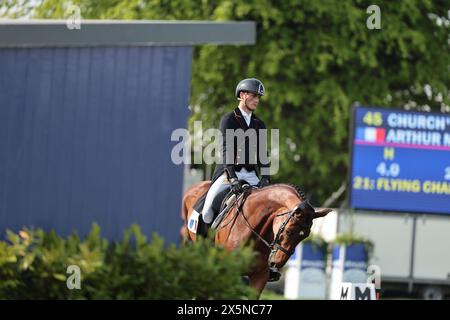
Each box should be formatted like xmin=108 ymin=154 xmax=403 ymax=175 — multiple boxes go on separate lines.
xmin=0 ymin=46 xmax=192 ymax=243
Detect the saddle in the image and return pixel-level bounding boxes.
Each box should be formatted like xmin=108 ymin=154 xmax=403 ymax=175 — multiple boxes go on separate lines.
xmin=192 ymin=180 xmax=252 ymax=237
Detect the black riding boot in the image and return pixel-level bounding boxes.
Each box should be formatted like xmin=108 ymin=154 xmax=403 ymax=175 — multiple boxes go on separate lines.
xmin=197 ymin=215 xmax=211 ymax=238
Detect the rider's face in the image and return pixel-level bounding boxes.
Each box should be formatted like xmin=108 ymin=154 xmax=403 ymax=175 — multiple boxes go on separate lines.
xmin=241 ymin=92 xmax=260 ymax=112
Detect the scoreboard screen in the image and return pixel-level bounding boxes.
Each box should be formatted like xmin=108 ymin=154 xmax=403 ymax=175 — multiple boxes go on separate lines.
xmin=350 ymin=106 xmax=450 ymax=215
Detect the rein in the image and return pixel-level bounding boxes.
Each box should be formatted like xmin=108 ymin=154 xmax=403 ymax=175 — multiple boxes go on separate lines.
xmin=215 ymin=184 xmax=314 ymax=273
xmin=237 ymin=190 xmax=313 ymax=258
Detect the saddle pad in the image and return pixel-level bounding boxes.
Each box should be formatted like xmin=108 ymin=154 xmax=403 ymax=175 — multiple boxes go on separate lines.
xmin=192 ymin=187 xmax=231 ymax=217
xmin=193 ymin=190 xmax=207 ymax=213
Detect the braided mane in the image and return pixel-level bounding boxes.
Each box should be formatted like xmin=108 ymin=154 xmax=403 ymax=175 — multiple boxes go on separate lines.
xmin=286 ymin=184 xmax=307 ymax=201
xmin=259 ymin=183 xmax=307 ymax=201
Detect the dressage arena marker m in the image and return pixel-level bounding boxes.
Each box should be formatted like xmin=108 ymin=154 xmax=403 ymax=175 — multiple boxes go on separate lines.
xmin=337 ymin=283 xmax=376 ymax=300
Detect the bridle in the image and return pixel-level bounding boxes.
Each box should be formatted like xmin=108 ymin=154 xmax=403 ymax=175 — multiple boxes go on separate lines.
xmin=238 ymin=191 xmax=315 ymax=267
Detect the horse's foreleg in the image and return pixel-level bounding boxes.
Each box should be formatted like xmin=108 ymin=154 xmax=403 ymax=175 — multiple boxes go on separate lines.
xmin=180 ymin=195 xmax=193 ymax=244
xmin=248 ymin=270 xmax=270 ymax=299
xmin=179 ymin=225 xmax=191 ymax=244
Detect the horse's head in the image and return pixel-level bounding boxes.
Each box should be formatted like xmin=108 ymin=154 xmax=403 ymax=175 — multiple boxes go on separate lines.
xmin=268 ymin=201 xmax=332 ymax=271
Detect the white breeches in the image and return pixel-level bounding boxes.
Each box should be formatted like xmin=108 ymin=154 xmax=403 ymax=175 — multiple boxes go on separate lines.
xmin=201 ymin=168 xmax=260 ymax=224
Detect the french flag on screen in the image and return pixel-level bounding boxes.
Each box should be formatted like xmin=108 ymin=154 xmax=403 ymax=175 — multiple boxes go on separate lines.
xmin=356 ymin=127 xmax=385 ymax=143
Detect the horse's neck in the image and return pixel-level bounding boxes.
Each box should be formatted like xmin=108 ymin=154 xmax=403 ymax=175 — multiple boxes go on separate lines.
xmin=222 ymin=187 xmax=298 ymax=246
xmin=241 ymin=187 xmax=301 ymax=242
xmin=237 ymin=199 xmax=280 ymax=244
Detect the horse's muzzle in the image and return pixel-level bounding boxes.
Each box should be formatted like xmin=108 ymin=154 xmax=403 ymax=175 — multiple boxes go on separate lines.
xmin=268 ymin=266 xmax=282 ymax=282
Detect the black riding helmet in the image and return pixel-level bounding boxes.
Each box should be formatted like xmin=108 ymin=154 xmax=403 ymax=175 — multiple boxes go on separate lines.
xmin=235 ymin=78 xmax=265 ymax=98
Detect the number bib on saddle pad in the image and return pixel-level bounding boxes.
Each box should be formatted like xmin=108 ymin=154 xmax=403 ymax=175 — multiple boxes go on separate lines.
xmin=187 ymin=210 xmax=200 ymax=234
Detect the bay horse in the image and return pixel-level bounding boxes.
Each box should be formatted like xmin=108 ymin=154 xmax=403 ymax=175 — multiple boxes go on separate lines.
xmin=181 ymin=181 xmax=331 ymax=298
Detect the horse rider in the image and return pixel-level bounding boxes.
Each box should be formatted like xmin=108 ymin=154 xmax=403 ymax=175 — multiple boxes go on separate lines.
xmin=200 ymin=78 xmax=271 ymax=230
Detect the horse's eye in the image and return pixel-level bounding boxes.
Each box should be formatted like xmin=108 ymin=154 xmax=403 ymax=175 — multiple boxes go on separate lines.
xmin=285 ymin=230 xmax=292 ymax=237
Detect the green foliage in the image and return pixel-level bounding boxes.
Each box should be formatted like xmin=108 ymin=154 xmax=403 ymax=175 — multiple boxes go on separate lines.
xmin=260 ymin=289 xmax=286 ymax=300
xmin=332 ymin=232 xmax=374 ymax=260
xmin=0 ymin=224 xmax=257 ymax=299
xmin=2 ymin=0 xmax=449 ymax=205
xmin=303 ymin=234 xmax=328 ymax=255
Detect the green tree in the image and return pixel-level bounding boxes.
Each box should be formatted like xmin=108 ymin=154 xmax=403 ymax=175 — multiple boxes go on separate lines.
xmin=2 ymin=0 xmax=449 ymax=205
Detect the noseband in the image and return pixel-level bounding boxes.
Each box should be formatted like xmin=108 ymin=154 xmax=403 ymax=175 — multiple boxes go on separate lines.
xmin=239 ymin=197 xmax=315 ymax=267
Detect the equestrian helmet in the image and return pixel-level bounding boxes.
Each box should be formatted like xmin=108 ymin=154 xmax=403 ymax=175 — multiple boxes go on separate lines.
xmin=235 ymin=78 xmax=265 ymax=98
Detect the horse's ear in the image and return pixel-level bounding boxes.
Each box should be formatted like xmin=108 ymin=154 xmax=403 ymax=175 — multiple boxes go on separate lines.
xmin=313 ymin=208 xmax=332 ymax=219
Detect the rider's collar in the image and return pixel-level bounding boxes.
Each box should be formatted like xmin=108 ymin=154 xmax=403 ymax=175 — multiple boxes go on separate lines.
xmin=238 ymin=105 xmax=252 ymax=120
